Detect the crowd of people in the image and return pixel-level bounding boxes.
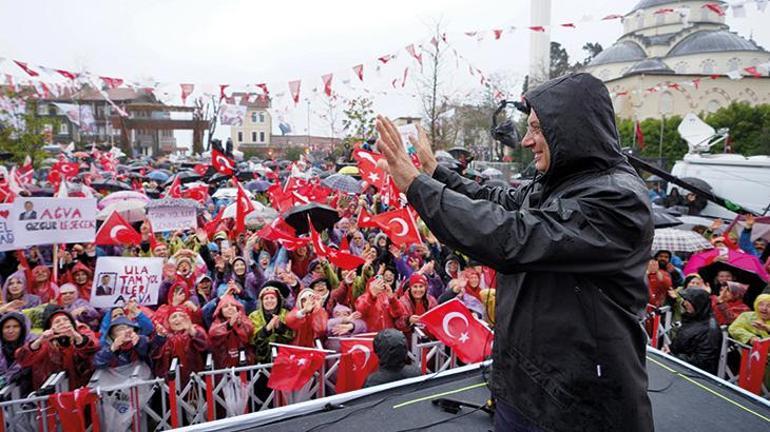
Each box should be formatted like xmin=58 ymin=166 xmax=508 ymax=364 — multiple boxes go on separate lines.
xmin=0 ymin=143 xmax=767 ymax=415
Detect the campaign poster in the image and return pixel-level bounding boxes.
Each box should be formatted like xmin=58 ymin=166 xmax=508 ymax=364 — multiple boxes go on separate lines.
xmin=147 ymin=205 xmax=197 ymax=233
xmin=90 ymin=257 xmax=164 ymax=308
xmin=0 ymin=204 xmax=15 ymax=251
xmin=12 ymin=197 xmax=97 ymax=246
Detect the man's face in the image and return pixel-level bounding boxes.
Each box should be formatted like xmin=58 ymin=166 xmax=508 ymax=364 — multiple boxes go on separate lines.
xmin=717 ymin=270 xmax=733 ymax=284
xmin=101 ymin=275 xmax=110 ymax=285
xmin=24 ymin=202 xmax=33 ymax=212
xmin=521 ymin=110 xmax=550 ymax=173
xmin=754 ymin=239 xmax=766 ymax=254
xmin=656 ymin=252 xmax=671 ymax=265
xmin=154 ymin=245 xmax=168 ymax=258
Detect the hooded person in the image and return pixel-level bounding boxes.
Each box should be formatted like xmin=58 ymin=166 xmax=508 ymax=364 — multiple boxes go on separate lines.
xmin=208 ymin=294 xmax=255 ymax=368
xmin=66 ymin=262 xmax=94 ymax=301
xmin=56 ymin=283 xmax=101 ymax=331
xmin=711 ymin=281 xmax=750 ymax=326
xmin=0 ymin=271 xmax=40 ymax=313
xmin=94 ymin=316 xmax=163 ymax=369
xmin=728 ymin=293 xmax=770 ymax=345
xmin=440 ymin=254 xmax=463 ymax=285
xmin=396 ymin=273 xmax=437 ymax=339
xmin=152 ymin=306 xmax=209 ymax=385
xmin=0 ymin=312 xmax=35 ymax=389
xmin=285 ymin=288 xmax=328 ymax=347
xmin=249 ymin=285 xmax=294 ymax=363
xmin=193 ymin=274 xmax=215 ymax=305
xmin=16 ymin=306 xmax=99 ymax=390
xmin=325 ymin=304 xmax=367 ymax=351
xmin=29 ymin=265 xmax=59 ymax=303
xmin=669 ymin=288 xmax=722 ymax=374
xmin=98 ymin=302 xmax=155 ymax=346
xmin=154 ymin=281 xmax=202 ymax=327
xmin=202 ymin=279 xmax=257 ymax=327
xmin=363 ymin=329 xmax=420 ymax=388
xmin=355 ymin=276 xmax=405 ymax=333
xmin=385 ymin=72 xmax=655 ymax=431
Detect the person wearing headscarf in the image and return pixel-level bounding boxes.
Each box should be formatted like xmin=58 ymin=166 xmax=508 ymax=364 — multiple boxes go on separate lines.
xmin=192 ymin=274 xmax=215 ymax=305
xmin=152 ymin=307 xmax=209 ymax=385
xmin=94 ymin=316 xmax=164 ymax=369
xmin=0 ymin=312 xmax=34 ymax=390
xmin=154 ymin=281 xmax=201 ymax=327
xmin=286 ymin=288 xmax=328 ymax=347
xmin=98 ymin=301 xmax=155 ymax=346
xmin=711 ymin=281 xmax=751 ymax=326
xmin=325 ymin=304 xmax=367 ymax=351
xmin=56 ymin=283 xmax=101 ymax=331
xmin=202 ymin=280 xmax=257 ymax=327
xmin=355 ymin=276 xmax=405 ymax=333
xmin=437 ymin=277 xmax=485 ymax=318
xmin=728 ymin=294 xmax=770 ymax=345
xmin=29 ymin=265 xmax=59 ymax=304
xmin=63 ymin=262 xmax=94 ymax=301
xmin=669 ymin=288 xmax=722 ymax=374
xmin=15 ymin=306 xmax=98 ymax=390
xmin=208 ymin=295 xmax=255 ymax=369
xmin=396 ymin=273 xmax=437 ymax=340
xmin=249 ymin=284 xmax=293 ymax=363
xmin=0 ymin=271 xmax=40 ymax=313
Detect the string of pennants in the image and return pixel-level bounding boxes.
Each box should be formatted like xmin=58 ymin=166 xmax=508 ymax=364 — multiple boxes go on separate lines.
xmin=0 ymin=0 xmax=767 ymax=118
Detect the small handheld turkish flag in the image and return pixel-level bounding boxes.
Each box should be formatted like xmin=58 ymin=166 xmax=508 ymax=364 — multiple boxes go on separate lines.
xmin=737 ymin=338 xmax=770 ymax=395
xmin=212 ymin=148 xmax=236 ymax=176
xmin=95 ymin=211 xmax=142 ymax=246
xmin=370 ymin=207 xmax=421 ymax=246
xmin=166 ymin=175 xmax=182 ymax=198
xmin=356 ymin=207 xmax=379 ymax=229
xmin=326 ymin=247 xmax=365 ymax=270
xmin=336 ymin=338 xmax=378 ymax=393
xmin=267 ymin=345 xmax=327 ymax=391
xmin=418 ymin=299 xmax=493 ymax=364
xmin=233 ymin=178 xmax=255 ymax=234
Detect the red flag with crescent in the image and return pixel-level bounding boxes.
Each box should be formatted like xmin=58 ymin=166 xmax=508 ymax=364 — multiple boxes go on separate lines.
xmin=336 ymin=338 xmax=378 ymax=393
xmin=369 ymin=207 xmax=421 ymax=246
xmin=418 ymin=299 xmax=493 ymax=364
xmin=267 ymin=345 xmax=327 ymax=391
xmin=211 ymin=148 xmax=235 ymax=176
xmin=95 ymin=211 xmax=142 ymax=246
xmin=737 ymin=338 xmax=770 ymax=395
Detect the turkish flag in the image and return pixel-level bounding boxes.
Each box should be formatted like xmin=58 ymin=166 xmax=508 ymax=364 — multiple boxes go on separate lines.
xmin=737 ymin=339 xmax=770 ymax=395
xmin=370 ymin=207 xmax=421 ymax=246
xmin=635 ymin=121 xmax=645 ymax=150
xmin=234 ymin=178 xmax=255 ymax=234
xmin=166 ymin=175 xmax=182 ymax=198
xmin=13 ymin=60 xmax=39 ymax=77
xmin=267 ymin=345 xmax=326 ymax=391
xmin=327 ymin=247 xmax=365 ymax=270
xmin=382 ymin=176 xmax=403 ymax=209
xmin=183 ymin=184 xmax=209 ymax=202
xmin=356 ymin=207 xmax=379 ymax=229
xmin=193 ymin=163 xmax=209 ymax=176
xmin=266 ymin=184 xmax=295 ymax=213
xmin=95 ymin=211 xmax=142 ymax=246
xmin=353 ymin=148 xmax=386 ymax=189
xmin=204 ymin=207 xmax=225 ymax=239
xmin=52 ymin=161 xmax=80 ymax=179
xmin=212 ymin=148 xmax=236 ymax=176
xmin=336 ymin=338 xmax=378 ymax=393
xmin=308 ymin=216 xmax=328 ymax=258
xmin=48 ymin=388 xmax=98 ymax=432
xmin=418 ymin=299 xmax=493 ymax=364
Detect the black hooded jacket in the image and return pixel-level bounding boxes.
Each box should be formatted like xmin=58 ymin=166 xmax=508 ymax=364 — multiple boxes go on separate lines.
xmin=670 ymin=288 xmax=722 ymax=374
xmin=406 ymin=73 xmax=654 ymax=431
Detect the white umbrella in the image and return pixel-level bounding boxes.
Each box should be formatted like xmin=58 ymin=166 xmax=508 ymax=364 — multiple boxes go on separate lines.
xmin=652 ymin=228 xmax=714 ymax=253
xmin=223 ymin=201 xmax=277 ymax=226
xmin=96 ymin=200 xmax=147 ymax=223
xmin=212 ymin=188 xmax=254 ymax=200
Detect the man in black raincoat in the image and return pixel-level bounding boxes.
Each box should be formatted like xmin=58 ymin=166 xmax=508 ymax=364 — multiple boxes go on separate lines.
xmin=375 ymin=73 xmax=654 ymax=431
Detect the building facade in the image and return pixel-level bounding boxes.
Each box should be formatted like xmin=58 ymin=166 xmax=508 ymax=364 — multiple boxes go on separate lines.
xmin=584 ymin=0 xmax=770 ymax=119
xmin=230 ymin=94 xmax=272 ymax=151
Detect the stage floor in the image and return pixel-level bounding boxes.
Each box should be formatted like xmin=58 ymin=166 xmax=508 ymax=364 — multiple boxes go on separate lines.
xmin=207 ymin=350 xmax=770 ymax=432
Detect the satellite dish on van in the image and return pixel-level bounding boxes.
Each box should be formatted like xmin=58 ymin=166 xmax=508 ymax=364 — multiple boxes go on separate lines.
xmin=677 ymin=113 xmax=729 ymax=154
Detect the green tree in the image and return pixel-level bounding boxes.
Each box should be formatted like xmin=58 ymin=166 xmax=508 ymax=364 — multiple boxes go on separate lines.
xmin=0 ymin=99 xmax=52 ymax=167
xmin=284 ymin=146 xmax=304 ymax=162
xmin=341 ymin=96 xmax=375 ymax=144
xmin=705 ymin=102 xmax=770 ymax=155
xmin=617 ymin=115 xmax=688 ymax=169
xmin=549 ymin=42 xmax=572 ymax=79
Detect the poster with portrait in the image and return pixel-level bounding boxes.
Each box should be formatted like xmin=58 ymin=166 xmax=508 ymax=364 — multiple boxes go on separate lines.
xmin=12 ymin=197 xmax=97 ymax=246
xmin=90 ymin=257 xmax=164 ymax=308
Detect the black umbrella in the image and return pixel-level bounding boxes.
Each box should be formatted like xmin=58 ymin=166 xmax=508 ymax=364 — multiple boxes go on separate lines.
xmin=235 ymin=170 xmax=258 ymax=181
xmin=653 ymin=207 xmax=682 ymax=228
xmin=698 ymin=261 xmax=767 ymax=307
xmin=283 ymin=203 xmax=340 ymax=234
xmin=27 ymin=186 xmax=55 ymax=197
xmin=91 ymin=179 xmax=132 ymax=192
xmin=447 ymin=147 xmax=474 ymax=161
xmin=164 ymin=171 xmax=202 ymax=185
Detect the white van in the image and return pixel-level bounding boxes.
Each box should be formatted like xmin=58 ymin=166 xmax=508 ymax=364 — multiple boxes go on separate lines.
xmin=670 ymin=153 xmax=770 ymax=219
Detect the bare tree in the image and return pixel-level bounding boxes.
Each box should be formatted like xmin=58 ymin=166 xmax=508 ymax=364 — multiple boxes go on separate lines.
xmin=196 ymin=94 xmax=221 ymax=152
xmin=417 ymin=21 xmax=458 ymax=149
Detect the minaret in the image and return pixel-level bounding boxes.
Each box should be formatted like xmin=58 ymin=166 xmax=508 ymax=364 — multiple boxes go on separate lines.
xmin=529 ymin=0 xmax=552 ymax=86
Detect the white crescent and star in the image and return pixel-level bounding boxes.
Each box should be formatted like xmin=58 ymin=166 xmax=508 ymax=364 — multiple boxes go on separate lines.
xmin=110 ymin=225 xmax=127 ymax=241
xmin=355 ymin=151 xmax=378 ymax=166
xmin=442 ymin=312 xmax=470 ymax=343
xmin=390 ymin=218 xmax=409 ymax=237
xmin=349 ymin=344 xmax=371 ymax=370
xmin=215 ymin=155 xmax=234 ymax=171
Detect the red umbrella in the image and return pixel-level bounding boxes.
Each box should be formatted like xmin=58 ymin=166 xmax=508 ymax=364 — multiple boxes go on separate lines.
xmin=683 ymin=249 xmax=769 ymax=281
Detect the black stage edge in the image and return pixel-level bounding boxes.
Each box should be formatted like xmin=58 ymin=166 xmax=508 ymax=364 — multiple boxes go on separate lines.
xmin=177 ymin=348 xmax=770 ymax=432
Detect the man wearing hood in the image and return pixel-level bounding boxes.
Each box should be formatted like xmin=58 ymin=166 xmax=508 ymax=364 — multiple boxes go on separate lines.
xmin=16 ymin=306 xmax=98 ymax=390
xmin=376 ymin=73 xmax=654 ymax=431
xmin=94 ymin=316 xmax=163 ymax=369
xmin=669 ymin=288 xmax=722 ymax=374
xmin=363 ymin=329 xmax=420 ymax=388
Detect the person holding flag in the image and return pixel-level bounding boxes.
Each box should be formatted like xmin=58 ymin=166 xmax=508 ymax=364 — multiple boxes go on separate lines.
xmin=374 ymin=73 xmax=654 ymax=431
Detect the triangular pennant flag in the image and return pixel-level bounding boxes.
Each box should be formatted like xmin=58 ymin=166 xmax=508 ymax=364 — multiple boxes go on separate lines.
xmin=353 ymin=64 xmax=364 ymax=81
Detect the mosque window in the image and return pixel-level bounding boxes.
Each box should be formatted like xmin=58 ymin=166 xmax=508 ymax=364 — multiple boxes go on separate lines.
xmin=700 ymin=59 xmax=715 ymax=74
xmin=674 ymin=62 xmax=688 ymax=74
xmin=707 ymin=100 xmax=720 ymax=113
xmin=727 ymin=57 xmax=741 ymax=71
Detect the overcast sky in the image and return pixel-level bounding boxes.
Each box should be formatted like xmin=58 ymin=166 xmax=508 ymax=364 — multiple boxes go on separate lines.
xmin=1 ymin=0 xmax=768 ymax=144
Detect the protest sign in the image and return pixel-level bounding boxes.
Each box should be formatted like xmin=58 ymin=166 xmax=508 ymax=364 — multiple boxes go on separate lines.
xmin=0 ymin=204 xmax=15 ymax=251
xmin=90 ymin=257 xmax=164 ymax=308
xmin=147 ymin=205 xmax=197 ymax=233
xmin=12 ymin=198 xmax=97 ymax=246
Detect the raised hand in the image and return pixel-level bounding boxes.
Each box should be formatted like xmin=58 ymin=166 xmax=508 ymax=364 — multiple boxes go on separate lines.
xmin=409 ymin=125 xmax=437 ymax=176
xmin=375 ymin=115 xmax=421 ymax=192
